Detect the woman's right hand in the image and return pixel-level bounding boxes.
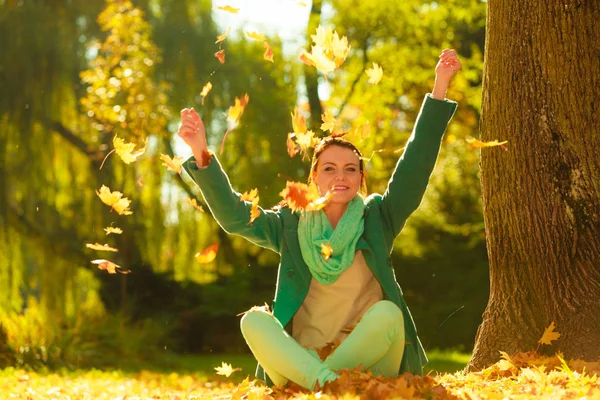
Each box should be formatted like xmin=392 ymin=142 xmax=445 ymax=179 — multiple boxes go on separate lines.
xmin=178 ymin=108 xmax=208 ymax=154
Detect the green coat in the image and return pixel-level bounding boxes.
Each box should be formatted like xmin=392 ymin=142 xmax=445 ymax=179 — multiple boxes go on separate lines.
xmin=183 ymin=94 xmax=457 ymax=381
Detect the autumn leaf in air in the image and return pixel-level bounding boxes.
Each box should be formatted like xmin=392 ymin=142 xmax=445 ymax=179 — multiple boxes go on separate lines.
xmin=466 ymin=137 xmax=508 ymax=150
xmin=295 ymin=130 xmax=319 ymax=158
xmin=279 ymin=181 xmax=332 ymax=212
xmin=240 ymin=188 xmax=260 ymax=224
xmin=96 ymin=185 xmax=133 ymax=215
xmin=245 ymin=31 xmax=265 ymax=41
xmin=221 ymin=94 xmax=250 ymax=154
xmin=187 ymin=197 xmax=204 ymax=212
xmin=104 ymin=226 xmax=123 ymax=235
xmin=286 ymin=132 xmax=300 ymax=158
xmin=263 ymin=41 xmax=274 ymax=63
xmin=91 ymin=259 xmax=130 ymax=274
xmin=113 ymin=136 xmax=148 ymax=164
xmin=320 ymin=109 xmax=336 ymax=133
xmin=538 ymin=321 xmax=561 ymax=345
xmin=200 ymin=82 xmax=212 ymax=105
xmin=216 ymin=26 xmax=231 ymax=46
xmin=214 ymin=49 xmax=225 ymax=64
xmin=216 ymin=5 xmax=239 ymax=14
xmin=297 ymin=1 xmax=307 ymax=6
xmin=195 ymin=242 xmax=219 ymax=264
xmin=366 ymin=62 xmax=383 ymax=84
xmin=301 ymin=25 xmax=350 ymax=75
xmin=86 ymin=243 xmax=118 ymax=252
xmin=160 ymin=154 xmax=184 ymax=174
xmin=321 ymin=243 xmax=333 ymax=260
xmin=214 ymin=362 xmax=241 ymax=377
xmin=291 ymin=107 xmax=307 ymax=134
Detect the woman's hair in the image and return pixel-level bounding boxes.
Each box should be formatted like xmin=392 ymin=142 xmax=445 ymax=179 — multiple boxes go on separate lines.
xmin=308 ymin=136 xmax=368 ymax=198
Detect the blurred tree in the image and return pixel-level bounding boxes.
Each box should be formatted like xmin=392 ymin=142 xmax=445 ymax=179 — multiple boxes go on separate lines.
xmin=468 ymin=0 xmax=600 ymax=369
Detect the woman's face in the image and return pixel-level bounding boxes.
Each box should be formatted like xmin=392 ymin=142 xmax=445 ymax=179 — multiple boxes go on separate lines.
xmin=313 ymin=145 xmax=362 ymax=204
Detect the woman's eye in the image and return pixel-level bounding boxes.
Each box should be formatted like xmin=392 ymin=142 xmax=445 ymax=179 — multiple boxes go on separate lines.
xmin=324 ymin=167 xmax=334 ymax=171
xmin=347 ymin=168 xmax=356 ymax=172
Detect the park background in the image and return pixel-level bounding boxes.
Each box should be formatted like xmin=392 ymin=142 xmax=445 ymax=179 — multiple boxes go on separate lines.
xmin=0 ymin=0 xmax=488 ymax=373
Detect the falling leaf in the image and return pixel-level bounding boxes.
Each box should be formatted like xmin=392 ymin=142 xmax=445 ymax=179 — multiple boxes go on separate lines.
xmin=200 ymin=82 xmax=212 ymax=105
xmin=286 ymin=132 xmax=299 ymax=158
xmin=216 ymin=26 xmax=231 ymax=45
xmin=366 ymin=62 xmax=383 ymax=84
xmin=216 ymin=5 xmax=239 ymax=14
xmin=300 ymin=46 xmax=336 ymax=75
xmin=297 ymin=1 xmax=307 ymax=6
xmin=160 ymin=154 xmax=184 ymax=174
xmin=187 ymin=198 xmax=204 ymax=212
xmin=263 ymin=41 xmax=274 ymax=62
xmin=466 ymin=137 xmax=508 ymax=150
xmin=320 ymin=109 xmax=336 ymax=133
xmin=291 ymin=107 xmax=307 ymax=134
xmin=214 ymin=49 xmax=225 ymax=64
xmin=240 ymin=188 xmax=260 ymax=224
xmin=113 ymin=136 xmax=148 ymax=164
xmin=538 ymin=321 xmax=561 ymax=345
xmin=279 ymin=181 xmax=332 ymax=212
xmin=96 ymin=185 xmax=133 ymax=215
xmin=302 ymin=26 xmax=350 ymax=75
xmin=195 ymin=242 xmax=219 ymax=264
xmin=86 ymin=243 xmax=118 ymax=252
xmin=214 ymin=362 xmax=242 ymax=377
xmin=104 ymin=227 xmax=123 ymax=235
xmin=321 ymin=243 xmax=333 ymax=260
xmin=91 ymin=259 xmax=130 ymax=274
xmin=240 ymin=188 xmax=258 ymax=202
xmin=245 ymin=31 xmax=265 ymax=41
xmin=295 ymin=130 xmax=319 ymax=157
xmin=227 ymin=94 xmax=250 ymax=124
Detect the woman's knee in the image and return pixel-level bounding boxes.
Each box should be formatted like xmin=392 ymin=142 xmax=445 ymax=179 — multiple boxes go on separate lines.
xmin=240 ymin=310 xmax=276 ymax=336
xmin=368 ymin=300 xmax=404 ymax=328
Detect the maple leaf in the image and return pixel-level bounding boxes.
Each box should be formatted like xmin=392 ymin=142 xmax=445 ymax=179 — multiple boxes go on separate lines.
xmin=200 ymin=82 xmax=212 ymax=105
xmin=302 ymin=26 xmax=350 ymax=74
xmin=291 ymin=107 xmax=307 ymax=134
xmin=227 ymin=93 xmax=250 ymax=124
xmin=466 ymin=137 xmax=508 ymax=150
xmin=297 ymin=1 xmax=307 ymax=6
xmin=86 ymin=243 xmax=118 ymax=252
xmin=91 ymin=259 xmax=130 ymax=274
xmin=104 ymin=226 xmax=123 ymax=235
xmin=331 ymin=33 xmax=350 ymax=67
xmin=286 ymin=132 xmax=299 ymax=158
xmin=214 ymin=362 xmax=241 ymax=377
xmin=245 ymin=31 xmax=265 ymax=41
xmin=301 ymin=46 xmax=336 ymax=75
xmin=295 ymin=130 xmax=320 ymax=158
xmin=216 ymin=5 xmax=239 ymax=14
xmin=215 ymin=25 xmax=230 ymax=46
xmin=214 ymin=49 xmax=225 ymax=64
xmin=538 ymin=321 xmax=561 ymax=345
xmin=320 ymin=109 xmax=336 ymax=133
xmin=186 ymin=197 xmax=204 ymax=212
xmin=195 ymin=242 xmax=219 ymax=264
xmin=321 ymin=243 xmax=333 ymax=260
xmin=240 ymin=188 xmax=260 ymax=224
xmin=279 ymin=181 xmax=332 ymax=212
xmin=263 ymin=41 xmax=274 ymax=63
xmin=366 ymin=62 xmax=383 ymax=85
xmin=113 ymin=136 xmax=148 ymax=164
xmin=96 ymin=185 xmax=133 ymax=215
xmin=160 ymin=154 xmax=184 ymax=174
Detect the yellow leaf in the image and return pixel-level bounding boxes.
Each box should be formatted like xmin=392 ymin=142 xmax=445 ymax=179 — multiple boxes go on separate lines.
xmin=366 ymin=62 xmax=383 ymax=84
xmin=214 ymin=362 xmax=241 ymax=377
xmin=320 ymin=109 xmax=336 ymax=133
xmin=113 ymin=136 xmax=148 ymax=164
xmin=279 ymin=181 xmax=332 ymax=213
xmin=91 ymin=259 xmax=129 ymax=274
xmin=538 ymin=321 xmax=561 ymax=345
xmin=86 ymin=243 xmax=118 ymax=252
xmin=263 ymin=41 xmax=274 ymax=63
xmin=295 ymin=130 xmax=320 ymax=159
xmin=291 ymin=107 xmax=307 ymax=134
xmin=240 ymin=188 xmax=258 ymax=202
xmin=466 ymin=137 xmax=508 ymax=149
xmin=96 ymin=185 xmax=133 ymax=215
xmin=227 ymin=94 xmax=249 ymax=124
xmin=200 ymin=82 xmax=212 ymax=105
xmin=245 ymin=31 xmax=265 ymax=41
xmin=240 ymin=189 xmax=260 ymax=224
xmin=187 ymin=198 xmax=204 ymax=212
xmin=215 ymin=26 xmax=231 ymax=45
xmin=195 ymin=242 xmax=219 ymax=264
xmin=160 ymin=154 xmax=184 ymax=174
xmin=216 ymin=5 xmax=239 ymax=14
xmin=104 ymin=227 xmax=123 ymax=235
xmin=321 ymin=243 xmax=333 ymax=260
xmin=297 ymin=1 xmax=307 ymax=6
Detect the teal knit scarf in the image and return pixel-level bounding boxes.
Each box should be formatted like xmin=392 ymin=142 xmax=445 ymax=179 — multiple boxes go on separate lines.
xmin=297 ymin=196 xmax=365 ymax=285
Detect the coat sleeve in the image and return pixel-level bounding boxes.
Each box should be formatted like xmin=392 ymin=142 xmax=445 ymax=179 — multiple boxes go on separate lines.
xmin=182 ymin=154 xmax=283 ymax=254
xmin=380 ymin=94 xmax=457 ymax=243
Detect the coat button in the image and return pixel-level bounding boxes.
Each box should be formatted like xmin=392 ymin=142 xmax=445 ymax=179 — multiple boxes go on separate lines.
xmin=287 ymin=270 xmax=295 ymax=278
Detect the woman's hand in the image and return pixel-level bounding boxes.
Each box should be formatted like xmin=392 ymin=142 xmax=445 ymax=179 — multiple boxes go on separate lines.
xmin=178 ymin=108 xmax=210 ymax=166
xmin=432 ymin=49 xmax=462 ymax=100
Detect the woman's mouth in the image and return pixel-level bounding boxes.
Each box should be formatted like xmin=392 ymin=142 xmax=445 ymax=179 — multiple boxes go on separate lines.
xmin=332 ymin=185 xmax=349 ymax=192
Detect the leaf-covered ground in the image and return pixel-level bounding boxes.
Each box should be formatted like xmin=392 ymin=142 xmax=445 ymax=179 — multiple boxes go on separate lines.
xmin=1 ymin=351 xmax=598 ymax=399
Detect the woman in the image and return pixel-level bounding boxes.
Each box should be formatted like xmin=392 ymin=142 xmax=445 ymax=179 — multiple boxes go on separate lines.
xmin=179 ymin=49 xmax=461 ymax=390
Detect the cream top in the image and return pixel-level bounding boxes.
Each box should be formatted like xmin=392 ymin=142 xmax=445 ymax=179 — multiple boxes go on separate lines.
xmin=292 ymin=250 xmax=384 ymax=350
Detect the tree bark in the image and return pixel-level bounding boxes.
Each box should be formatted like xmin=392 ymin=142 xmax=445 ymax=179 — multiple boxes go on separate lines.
xmin=469 ymin=0 xmax=600 ymax=370
xmin=304 ymin=0 xmax=323 ymax=129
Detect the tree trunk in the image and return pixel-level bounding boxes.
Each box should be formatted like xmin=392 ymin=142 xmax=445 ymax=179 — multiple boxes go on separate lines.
xmin=469 ymin=0 xmax=600 ymax=370
xmin=304 ymin=0 xmax=323 ymax=129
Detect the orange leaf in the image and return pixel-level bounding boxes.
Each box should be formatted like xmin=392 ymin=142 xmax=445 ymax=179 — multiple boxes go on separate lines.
xmin=279 ymin=181 xmax=331 ymax=213
xmin=104 ymin=226 xmax=123 ymax=235
xmin=86 ymin=243 xmax=118 ymax=252
xmin=216 ymin=25 xmax=231 ymax=45
xmin=227 ymin=93 xmax=250 ymax=124
xmin=160 ymin=154 xmax=184 ymax=174
xmin=216 ymin=5 xmax=239 ymax=14
xmin=214 ymin=49 xmax=225 ymax=64
xmin=187 ymin=198 xmax=204 ymax=212
xmin=91 ymin=259 xmax=130 ymax=274
xmin=195 ymin=242 xmax=219 ymax=264
xmin=240 ymin=188 xmax=258 ymax=202
xmin=263 ymin=41 xmax=274 ymax=63
xmin=321 ymin=243 xmax=333 ymax=260
xmin=240 ymin=188 xmax=260 ymax=224
xmin=466 ymin=137 xmax=508 ymax=150
xmin=538 ymin=321 xmax=561 ymax=345
xmin=200 ymin=82 xmax=212 ymax=105
xmin=96 ymin=185 xmax=133 ymax=215
xmin=286 ymin=132 xmax=299 ymax=158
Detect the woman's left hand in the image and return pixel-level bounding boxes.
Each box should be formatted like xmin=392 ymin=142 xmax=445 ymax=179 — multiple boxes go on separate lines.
xmin=435 ymin=49 xmax=462 ymax=82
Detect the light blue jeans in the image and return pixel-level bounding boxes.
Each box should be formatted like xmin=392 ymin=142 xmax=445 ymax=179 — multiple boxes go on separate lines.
xmin=240 ymin=300 xmax=405 ymax=390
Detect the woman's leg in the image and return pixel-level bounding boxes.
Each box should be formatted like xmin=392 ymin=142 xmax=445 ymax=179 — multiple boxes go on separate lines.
xmin=240 ymin=310 xmax=339 ymax=389
xmin=324 ymin=300 xmax=405 ymax=378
